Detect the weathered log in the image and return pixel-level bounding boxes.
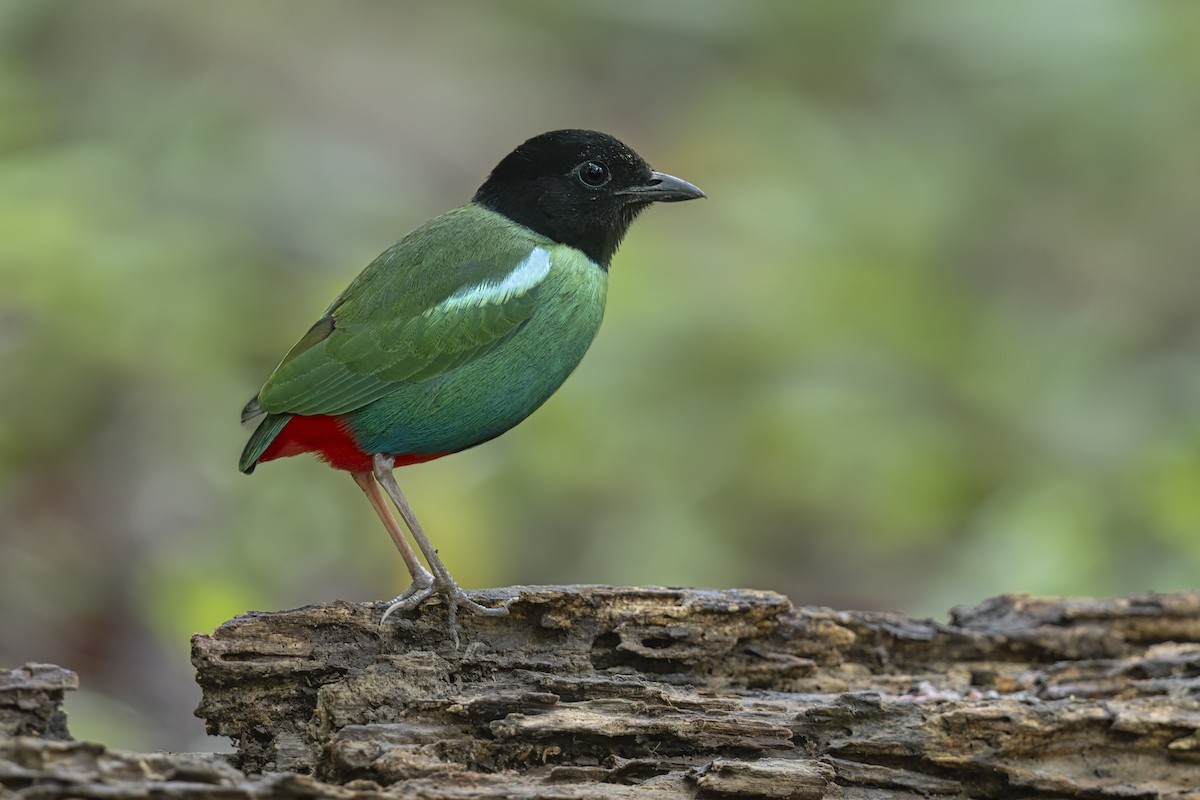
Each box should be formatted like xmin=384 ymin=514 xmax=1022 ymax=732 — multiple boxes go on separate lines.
xmin=0 ymin=663 xmax=76 ymax=741
xmin=5 ymin=587 xmax=1200 ymax=799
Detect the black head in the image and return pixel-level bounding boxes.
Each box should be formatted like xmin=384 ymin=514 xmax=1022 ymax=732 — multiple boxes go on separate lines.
xmin=473 ymin=129 xmax=704 ymax=269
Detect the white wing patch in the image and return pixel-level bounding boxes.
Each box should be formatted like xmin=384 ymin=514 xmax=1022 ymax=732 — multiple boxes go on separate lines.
xmin=431 ymin=248 xmax=552 ymax=314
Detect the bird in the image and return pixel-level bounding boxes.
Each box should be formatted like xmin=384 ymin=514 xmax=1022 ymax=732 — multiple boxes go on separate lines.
xmin=239 ymin=129 xmax=705 ymax=644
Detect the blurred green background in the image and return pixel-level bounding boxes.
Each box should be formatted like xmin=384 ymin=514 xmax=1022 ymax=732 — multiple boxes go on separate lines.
xmin=3 ymin=0 xmax=1200 ymax=751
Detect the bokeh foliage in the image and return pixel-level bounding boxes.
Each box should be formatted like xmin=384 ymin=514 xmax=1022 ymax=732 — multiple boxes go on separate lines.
xmin=3 ymin=0 xmax=1200 ymax=749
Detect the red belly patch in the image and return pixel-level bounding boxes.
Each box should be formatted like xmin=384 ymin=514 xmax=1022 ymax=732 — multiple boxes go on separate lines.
xmin=258 ymin=414 xmax=442 ymax=473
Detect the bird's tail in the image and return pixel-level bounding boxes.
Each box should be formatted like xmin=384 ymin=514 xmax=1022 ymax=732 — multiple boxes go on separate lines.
xmin=239 ymin=412 xmax=291 ymax=474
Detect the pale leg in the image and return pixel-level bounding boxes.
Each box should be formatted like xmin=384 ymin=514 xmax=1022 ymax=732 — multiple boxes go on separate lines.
xmin=372 ymin=454 xmax=511 ymax=645
xmin=352 ymin=471 xmax=434 ymax=605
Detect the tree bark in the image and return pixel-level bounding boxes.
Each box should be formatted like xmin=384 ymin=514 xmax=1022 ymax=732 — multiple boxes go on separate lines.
xmin=5 ymin=587 xmax=1200 ymax=798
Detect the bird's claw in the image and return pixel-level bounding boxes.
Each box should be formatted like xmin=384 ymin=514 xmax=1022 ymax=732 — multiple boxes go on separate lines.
xmin=380 ymin=587 xmax=436 ymax=623
xmin=380 ymin=575 xmax=513 ymax=648
xmin=378 ymin=569 xmax=436 ymax=623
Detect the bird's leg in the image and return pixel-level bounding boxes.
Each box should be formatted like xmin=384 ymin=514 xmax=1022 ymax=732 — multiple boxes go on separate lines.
xmin=372 ymin=454 xmax=511 ymax=643
xmin=351 ymin=470 xmax=434 ymax=607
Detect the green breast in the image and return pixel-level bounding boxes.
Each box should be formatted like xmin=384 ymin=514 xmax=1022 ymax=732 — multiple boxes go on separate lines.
xmin=345 ymin=244 xmax=607 ymax=456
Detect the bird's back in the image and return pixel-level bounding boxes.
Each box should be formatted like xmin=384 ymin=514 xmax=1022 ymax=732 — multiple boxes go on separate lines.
xmin=343 ymin=240 xmax=608 ymax=457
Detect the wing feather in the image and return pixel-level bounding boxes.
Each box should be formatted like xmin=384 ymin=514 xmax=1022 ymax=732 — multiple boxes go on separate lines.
xmin=256 ymin=228 xmax=552 ymax=417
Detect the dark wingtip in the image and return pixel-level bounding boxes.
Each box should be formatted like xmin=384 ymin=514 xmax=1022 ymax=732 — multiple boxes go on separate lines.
xmin=239 ymin=413 xmax=290 ymax=475
xmin=240 ymin=395 xmax=263 ymax=424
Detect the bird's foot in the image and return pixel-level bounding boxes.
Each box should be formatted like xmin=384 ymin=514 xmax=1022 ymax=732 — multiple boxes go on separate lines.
xmin=380 ymin=575 xmax=512 ymax=648
xmin=379 ymin=569 xmax=435 ymax=623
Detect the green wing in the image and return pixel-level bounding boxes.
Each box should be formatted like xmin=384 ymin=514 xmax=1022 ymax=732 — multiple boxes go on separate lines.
xmin=255 ymin=204 xmax=552 ymax=417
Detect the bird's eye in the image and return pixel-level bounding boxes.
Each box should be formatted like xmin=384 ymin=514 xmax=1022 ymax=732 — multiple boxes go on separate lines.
xmin=577 ymin=161 xmax=610 ymax=188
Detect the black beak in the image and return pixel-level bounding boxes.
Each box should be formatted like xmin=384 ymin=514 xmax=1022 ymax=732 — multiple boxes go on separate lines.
xmin=617 ymin=171 xmax=706 ymax=203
